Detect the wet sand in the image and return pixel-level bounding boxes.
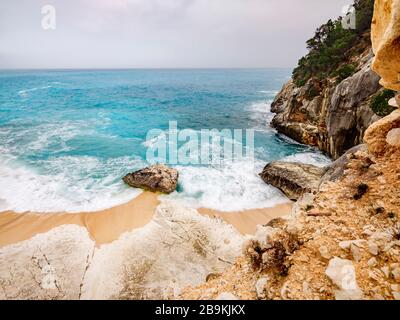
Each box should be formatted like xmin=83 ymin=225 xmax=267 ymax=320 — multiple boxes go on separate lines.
xmin=0 ymin=194 xmax=293 ymax=248
xmin=199 ymin=203 xmax=293 ymax=235
xmin=0 ymin=192 xmax=159 ymax=248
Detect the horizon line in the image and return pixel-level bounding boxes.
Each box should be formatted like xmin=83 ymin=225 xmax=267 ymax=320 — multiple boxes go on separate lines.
xmin=0 ymin=66 xmax=294 ymax=71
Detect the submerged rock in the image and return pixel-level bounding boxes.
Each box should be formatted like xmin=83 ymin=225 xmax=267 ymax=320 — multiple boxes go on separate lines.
xmin=123 ymin=164 xmax=178 ymax=194
xmin=259 ymin=161 xmax=326 ymax=200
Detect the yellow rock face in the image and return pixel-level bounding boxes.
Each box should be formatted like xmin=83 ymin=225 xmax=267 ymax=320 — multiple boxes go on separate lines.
xmin=364 ymin=109 xmax=400 ymax=155
xmin=371 ymin=0 xmax=400 ymax=91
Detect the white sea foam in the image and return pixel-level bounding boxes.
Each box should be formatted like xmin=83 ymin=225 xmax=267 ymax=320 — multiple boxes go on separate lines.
xmin=0 ymin=156 xmax=143 ymax=213
xmin=162 ymin=158 xmax=288 ymax=212
xmin=259 ymin=90 xmax=279 ymax=95
xmin=281 ymin=152 xmax=332 ymax=167
xmin=18 ymin=85 xmax=52 ymax=96
xmin=246 ymin=100 xmax=275 ymax=130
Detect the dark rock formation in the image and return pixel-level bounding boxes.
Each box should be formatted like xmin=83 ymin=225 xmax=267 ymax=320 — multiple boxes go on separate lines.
xmin=319 ymin=144 xmax=368 ymax=186
xmin=271 ymin=52 xmax=382 ymax=159
xmin=259 ymin=161 xmax=326 ymax=200
xmin=123 ymin=164 xmax=178 ymax=194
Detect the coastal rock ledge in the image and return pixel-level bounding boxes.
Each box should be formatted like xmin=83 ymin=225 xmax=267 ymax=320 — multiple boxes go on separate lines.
xmin=123 ymin=164 xmax=178 ymax=194
xmin=259 ymin=161 xmax=325 ymax=200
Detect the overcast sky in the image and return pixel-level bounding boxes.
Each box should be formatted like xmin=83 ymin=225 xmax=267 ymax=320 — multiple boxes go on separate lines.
xmin=0 ymin=0 xmax=351 ymax=69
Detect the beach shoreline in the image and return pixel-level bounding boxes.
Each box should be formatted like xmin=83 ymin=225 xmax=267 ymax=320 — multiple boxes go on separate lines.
xmin=0 ymin=193 xmax=293 ymax=248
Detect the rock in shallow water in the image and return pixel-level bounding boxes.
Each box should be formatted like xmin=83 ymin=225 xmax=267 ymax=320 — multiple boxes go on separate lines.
xmin=123 ymin=164 xmax=178 ymax=194
xmin=259 ymin=161 xmax=326 ymax=200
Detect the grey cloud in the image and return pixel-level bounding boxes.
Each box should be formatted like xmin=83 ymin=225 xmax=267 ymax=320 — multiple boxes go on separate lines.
xmin=0 ymin=0 xmax=351 ymax=68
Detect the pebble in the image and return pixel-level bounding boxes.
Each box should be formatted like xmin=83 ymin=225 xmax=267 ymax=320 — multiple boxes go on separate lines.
xmin=377 ymin=175 xmax=386 ymax=184
xmin=319 ymin=246 xmax=331 ymax=260
xmin=325 ymin=257 xmax=363 ymax=300
xmin=351 ymin=244 xmax=362 ymax=262
xmin=255 ymin=277 xmax=269 ymax=300
xmin=368 ymin=257 xmax=377 ymax=267
xmin=368 ymin=241 xmax=379 ymax=255
xmin=391 ymin=267 xmax=400 ymax=282
xmin=216 ymin=292 xmax=239 ymax=300
xmin=393 ymin=292 xmax=400 ymax=300
xmin=339 ymin=240 xmax=365 ymax=250
xmin=381 ymin=266 xmax=390 ymax=278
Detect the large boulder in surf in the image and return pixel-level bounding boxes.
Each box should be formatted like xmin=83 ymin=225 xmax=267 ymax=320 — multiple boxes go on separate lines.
xmin=123 ymin=164 xmax=178 ymax=194
xmin=259 ymin=161 xmax=326 ymax=200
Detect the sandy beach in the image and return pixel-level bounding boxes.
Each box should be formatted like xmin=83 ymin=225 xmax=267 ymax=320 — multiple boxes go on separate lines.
xmin=0 ymin=193 xmax=292 ymax=248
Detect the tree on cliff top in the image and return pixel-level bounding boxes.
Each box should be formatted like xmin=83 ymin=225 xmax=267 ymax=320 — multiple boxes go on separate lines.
xmin=292 ymin=0 xmax=374 ymax=87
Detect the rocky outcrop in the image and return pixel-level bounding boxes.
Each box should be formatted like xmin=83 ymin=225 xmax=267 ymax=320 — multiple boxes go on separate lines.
xmin=0 ymin=225 xmax=95 ymax=300
xmin=319 ymin=144 xmax=369 ymax=186
xmin=123 ymin=164 xmax=178 ymax=194
xmin=0 ymin=202 xmax=244 ymax=300
xmin=371 ymin=0 xmax=400 ymax=91
xmin=271 ymin=53 xmax=382 ymax=159
xmin=82 ymin=201 xmax=244 ymax=300
xmin=182 ymin=110 xmax=400 ymax=300
xmin=259 ymin=162 xmax=326 ymax=200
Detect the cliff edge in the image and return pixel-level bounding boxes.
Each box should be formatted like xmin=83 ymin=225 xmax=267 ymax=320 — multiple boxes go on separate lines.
xmin=270 ymin=0 xmax=399 ymax=159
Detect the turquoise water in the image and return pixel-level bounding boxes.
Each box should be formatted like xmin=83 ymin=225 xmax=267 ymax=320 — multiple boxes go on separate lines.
xmin=0 ymin=69 xmax=330 ymax=212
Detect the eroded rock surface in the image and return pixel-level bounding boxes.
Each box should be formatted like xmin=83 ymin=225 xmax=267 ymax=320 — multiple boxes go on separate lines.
xmin=0 ymin=225 xmax=95 ymax=300
xmin=123 ymin=164 xmax=178 ymax=194
xmin=271 ymin=55 xmax=381 ymax=159
xmin=0 ymin=202 xmax=244 ymax=300
xmin=81 ymin=201 xmax=244 ymax=300
xmin=371 ymin=0 xmax=400 ymax=91
xmin=260 ymin=161 xmax=326 ymax=200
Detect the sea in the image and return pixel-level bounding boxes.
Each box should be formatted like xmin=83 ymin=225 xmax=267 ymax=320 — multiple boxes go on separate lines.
xmin=0 ymin=69 xmax=331 ymax=213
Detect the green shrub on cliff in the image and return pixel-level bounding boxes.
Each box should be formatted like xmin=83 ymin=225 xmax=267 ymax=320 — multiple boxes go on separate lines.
xmin=370 ymin=89 xmax=396 ymax=117
xmin=292 ymin=0 xmax=374 ymax=87
xmin=333 ymin=64 xmax=357 ymax=83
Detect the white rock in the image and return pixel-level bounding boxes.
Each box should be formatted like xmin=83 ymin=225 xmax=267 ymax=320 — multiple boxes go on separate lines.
xmin=393 ymin=292 xmax=400 ymax=300
xmin=391 ymin=267 xmax=400 ymax=282
xmin=255 ymin=277 xmax=269 ymax=299
xmin=387 ymin=128 xmax=400 ymax=147
xmin=339 ymin=240 xmax=366 ymax=250
xmin=81 ymin=202 xmax=245 ymax=300
xmin=254 ymin=225 xmax=275 ymax=248
xmin=0 ymin=225 xmax=95 ymax=300
xmin=319 ymin=246 xmax=331 ymax=259
xmin=302 ymin=281 xmax=312 ymax=295
xmin=381 ymin=266 xmax=390 ymax=278
xmin=216 ymin=292 xmax=239 ymax=300
xmin=325 ymin=257 xmax=363 ymax=300
xmin=377 ymin=176 xmax=386 ymax=184
xmin=368 ymin=241 xmax=379 ymax=256
xmin=351 ymin=244 xmax=362 ymax=262
xmin=368 ymin=258 xmax=378 ymax=267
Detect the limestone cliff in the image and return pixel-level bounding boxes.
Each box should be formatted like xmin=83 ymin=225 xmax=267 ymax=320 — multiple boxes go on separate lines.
xmin=271 ymin=0 xmax=393 ymax=159
xmin=181 ymin=0 xmax=400 ymax=301
xmin=181 ymin=108 xmax=400 ymax=302
xmin=371 ymin=0 xmax=400 ymax=91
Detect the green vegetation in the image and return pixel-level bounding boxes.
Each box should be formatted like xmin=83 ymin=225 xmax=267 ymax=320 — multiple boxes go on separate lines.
xmin=370 ymin=89 xmax=396 ymax=117
xmin=292 ymin=0 xmax=374 ymax=87
xmin=333 ymin=64 xmax=357 ymax=83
